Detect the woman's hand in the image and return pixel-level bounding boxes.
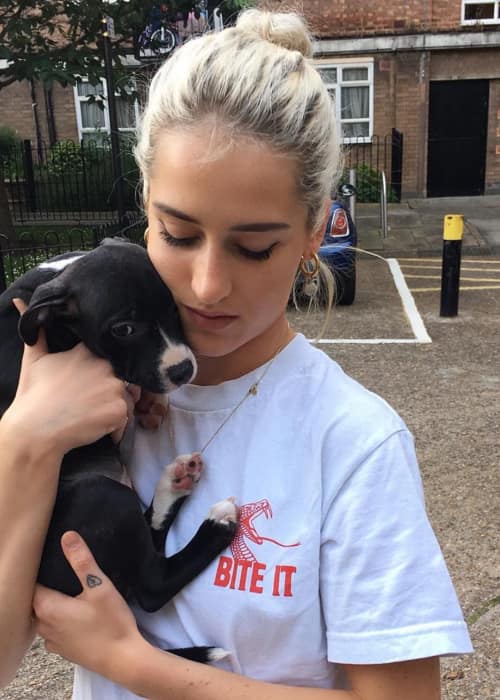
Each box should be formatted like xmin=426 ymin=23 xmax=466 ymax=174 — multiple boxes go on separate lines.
xmin=5 ymin=299 xmax=130 ymax=458
xmin=33 ymin=532 xmax=146 ymax=678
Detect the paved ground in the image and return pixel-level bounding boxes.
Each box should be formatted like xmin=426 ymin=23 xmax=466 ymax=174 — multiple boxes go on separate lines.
xmin=357 ymin=194 xmax=500 ymax=257
xmin=1 ymin=195 xmax=499 ymax=699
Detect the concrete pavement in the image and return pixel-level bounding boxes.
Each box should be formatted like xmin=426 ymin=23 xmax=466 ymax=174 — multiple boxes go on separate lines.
xmin=354 ymin=194 xmax=500 ymax=700
xmin=356 ymin=194 xmax=500 ymax=257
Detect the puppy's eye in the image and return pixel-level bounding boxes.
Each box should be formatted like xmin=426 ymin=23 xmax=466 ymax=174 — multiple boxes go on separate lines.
xmin=111 ymin=322 xmax=136 ymax=338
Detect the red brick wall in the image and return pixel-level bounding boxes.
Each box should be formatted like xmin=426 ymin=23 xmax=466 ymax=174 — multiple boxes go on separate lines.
xmin=266 ymin=0 xmax=466 ymax=37
xmin=486 ymin=79 xmax=500 ymax=192
xmin=0 ymin=80 xmax=79 ymax=144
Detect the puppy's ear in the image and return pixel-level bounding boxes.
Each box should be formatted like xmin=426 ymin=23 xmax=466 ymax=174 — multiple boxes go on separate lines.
xmin=18 ymin=280 xmax=78 ymax=346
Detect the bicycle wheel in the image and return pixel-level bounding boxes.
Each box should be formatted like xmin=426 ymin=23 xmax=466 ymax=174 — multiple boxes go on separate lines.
xmin=150 ymin=27 xmax=176 ymax=54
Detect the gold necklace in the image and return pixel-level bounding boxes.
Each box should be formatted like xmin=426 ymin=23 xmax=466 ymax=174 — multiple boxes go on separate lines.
xmin=167 ymin=339 xmax=289 ymax=460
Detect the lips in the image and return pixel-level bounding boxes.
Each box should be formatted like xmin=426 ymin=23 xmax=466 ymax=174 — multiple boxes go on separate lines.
xmin=183 ymin=305 xmax=238 ymax=331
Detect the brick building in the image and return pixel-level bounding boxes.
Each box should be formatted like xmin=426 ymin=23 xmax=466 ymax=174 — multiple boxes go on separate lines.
xmin=300 ymin=0 xmax=500 ymax=197
xmin=1 ymin=1 xmax=500 ymax=198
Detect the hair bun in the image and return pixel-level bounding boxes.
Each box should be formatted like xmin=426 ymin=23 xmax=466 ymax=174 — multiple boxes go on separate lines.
xmin=236 ymin=9 xmax=313 ymax=57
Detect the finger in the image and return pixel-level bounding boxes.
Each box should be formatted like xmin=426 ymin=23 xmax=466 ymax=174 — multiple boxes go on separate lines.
xmin=125 ymin=383 xmax=141 ymax=404
xmin=60 ymin=531 xmax=108 ymax=594
xmin=12 ymin=297 xmax=28 ymax=314
xmin=12 ymin=297 xmax=49 ymax=360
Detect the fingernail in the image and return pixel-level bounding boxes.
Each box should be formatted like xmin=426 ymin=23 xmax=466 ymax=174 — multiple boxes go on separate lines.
xmin=63 ymin=531 xmax=80 ymax=549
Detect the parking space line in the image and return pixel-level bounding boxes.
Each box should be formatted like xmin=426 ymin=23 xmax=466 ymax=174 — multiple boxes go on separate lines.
xmin=311 ymin=258 xmax=432 ymax=345
xmin=411 ymin=285 xmax=500 ymax=292
xmin=401 ymin=265 xmax=500 ymax=273
xmin=405 ymin=275 xmax=500 ymax=282
xmin=387 ymin=258 xmax=432 ymax=343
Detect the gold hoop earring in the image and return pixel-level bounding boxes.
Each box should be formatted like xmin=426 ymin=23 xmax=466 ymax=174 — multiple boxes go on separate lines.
xmin=299 ymin=253 xmax=321 ymax=298
xmin=143 ymin=227 xmax=149 ymax=244
xmin=299 ymin=252 xmax=320 ymax=279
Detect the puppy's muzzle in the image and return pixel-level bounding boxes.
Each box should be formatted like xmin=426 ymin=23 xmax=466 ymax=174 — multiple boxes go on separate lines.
xmin=167 ymin=359 xmax=195 ymax=387
xmin=160 ymin=341 xmax=197 ymax=390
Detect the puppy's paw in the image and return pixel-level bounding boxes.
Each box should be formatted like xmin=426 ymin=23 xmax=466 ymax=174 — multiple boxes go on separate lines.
xmin=159 ymin=452 xmax=204 ymax=496
xmin=207 ymin=497 xmax=238 ymax=526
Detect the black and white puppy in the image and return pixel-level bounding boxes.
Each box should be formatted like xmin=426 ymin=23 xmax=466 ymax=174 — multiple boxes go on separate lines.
xmin=0 ymin=238 xmax=237 ymax=661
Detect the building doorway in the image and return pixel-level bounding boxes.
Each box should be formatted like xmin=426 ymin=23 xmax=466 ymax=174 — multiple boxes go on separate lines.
xmin=427 ymin=79 xmax=489 ymax=197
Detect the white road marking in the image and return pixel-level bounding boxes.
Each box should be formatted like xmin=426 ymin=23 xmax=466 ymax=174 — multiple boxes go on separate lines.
xmin=310 ymin=258 xmax=432 ymax=345
xmin=387 ymin=258 xmax=432 ymax=343
xmin=411 ymin=285 xmax=500 ymax=292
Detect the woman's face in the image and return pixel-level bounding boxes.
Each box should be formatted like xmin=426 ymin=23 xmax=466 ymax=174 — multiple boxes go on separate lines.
xmin=146 ymin=129 xmax=324 ymax=382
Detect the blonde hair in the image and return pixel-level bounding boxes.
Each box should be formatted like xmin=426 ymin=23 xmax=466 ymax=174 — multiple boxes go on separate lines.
xmin=134 ymin=9 xmax=342 ymax=232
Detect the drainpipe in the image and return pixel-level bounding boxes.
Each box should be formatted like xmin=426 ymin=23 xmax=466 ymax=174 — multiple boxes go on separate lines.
xmin=43 ymin=86 xmax=57 ymax=147
xmin=29 ymin=79 xmax=43 ymax=160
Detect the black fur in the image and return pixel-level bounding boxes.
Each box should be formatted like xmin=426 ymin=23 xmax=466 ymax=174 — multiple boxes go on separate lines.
xmin=0 ymin=239 xmax=236 ymax=662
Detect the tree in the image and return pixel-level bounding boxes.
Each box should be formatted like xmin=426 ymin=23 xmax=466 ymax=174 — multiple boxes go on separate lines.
xmin=0 ymin=0 xmax=253 ymax=240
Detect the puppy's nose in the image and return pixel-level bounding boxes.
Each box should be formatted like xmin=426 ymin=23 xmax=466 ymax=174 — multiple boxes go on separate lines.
xmin=167 ymin=359 xmax=195 ymax=386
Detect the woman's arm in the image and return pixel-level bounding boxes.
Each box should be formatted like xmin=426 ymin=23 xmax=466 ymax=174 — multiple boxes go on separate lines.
xmin=0 ymin=304 xmax=130 ymax=687
xmin=0 ymin=425 xmax=60 ymax=686
xmin=34 ymin=532 xmax=441 ymax=700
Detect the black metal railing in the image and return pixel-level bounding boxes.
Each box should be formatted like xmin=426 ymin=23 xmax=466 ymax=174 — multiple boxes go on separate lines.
xmin=0 ymin=212 xmax=146 ymax=293
xmin=1 ymin=139 xmax=141 ymax=223
xmin=1 ymin=133 xmax=403 ymax=224
xmin=344 ymin=129 xmax=403 ymax=203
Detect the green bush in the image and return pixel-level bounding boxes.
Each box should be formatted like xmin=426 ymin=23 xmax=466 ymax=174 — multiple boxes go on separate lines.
xmin=0 ymin=125 xmax=21 ymax=172
xmin=350 ymin=164 xmax=398 ymax=204
xmin=45 ymin=141 xmax=99 ymax=177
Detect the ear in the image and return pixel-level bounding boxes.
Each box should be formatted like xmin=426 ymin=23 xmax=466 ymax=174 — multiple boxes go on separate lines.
xmin=18 ymin=280 xmax=77 ymax=346
xmin=304 ymin=199 xmax=331 ymax=258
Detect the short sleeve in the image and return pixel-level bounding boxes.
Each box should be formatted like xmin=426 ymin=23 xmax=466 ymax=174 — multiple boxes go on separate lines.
xmin=320 ymin=429 xmax=473 ymax=664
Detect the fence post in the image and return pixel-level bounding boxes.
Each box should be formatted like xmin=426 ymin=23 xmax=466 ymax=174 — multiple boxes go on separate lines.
xmin=22 ymin=140 xmax=37 ymax=212
xmin=0 ymin=250 xmax=6 ymax=293
xmin=391 ymin=128 xmax=404 ymax=203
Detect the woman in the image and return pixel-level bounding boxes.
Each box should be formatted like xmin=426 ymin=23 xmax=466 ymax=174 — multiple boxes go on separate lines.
xmin=0 ymin=9 xmax=472 ymax=700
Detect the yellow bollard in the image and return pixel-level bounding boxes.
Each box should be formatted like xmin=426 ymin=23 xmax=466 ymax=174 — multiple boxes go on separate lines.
xmin=443 ymin=214 xmax=464 ymax=241
xmin=440 ymin=215 xmax=464 ymax=317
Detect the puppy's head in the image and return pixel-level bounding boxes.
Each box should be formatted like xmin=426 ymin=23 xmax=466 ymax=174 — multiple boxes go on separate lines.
xmin=19 ymin=240 xmax=196 ymax=394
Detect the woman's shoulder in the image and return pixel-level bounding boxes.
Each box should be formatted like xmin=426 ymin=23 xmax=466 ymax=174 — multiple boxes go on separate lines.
xmin=276 ymin=334 xmax=407 ymax=438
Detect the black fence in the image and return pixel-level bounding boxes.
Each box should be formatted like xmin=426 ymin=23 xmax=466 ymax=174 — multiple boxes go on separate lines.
xmin=0 ymin=212 xmax=146 ymax=293
xmin=344 ymin=129 xmax=403 ymax=203
xmin=1 ymin=139 xmax=140 ymax=223
xmin=1 ymin=132 xmax=403 ymax=224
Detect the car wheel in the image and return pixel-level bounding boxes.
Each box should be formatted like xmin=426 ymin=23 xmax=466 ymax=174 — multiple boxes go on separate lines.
xmin=335 ymin=267 xmax=356 ymax=306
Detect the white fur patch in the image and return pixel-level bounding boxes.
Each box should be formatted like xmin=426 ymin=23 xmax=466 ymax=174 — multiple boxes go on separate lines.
xmin=158 ymin=333 xmax=197 ymax=387
xmin=208 ymin=648 xmax=231 ymax=661
xmin=208 ymin=498 xmax=238 ymax=525
xmin=39 ymin=254 xmax=85 ymax=271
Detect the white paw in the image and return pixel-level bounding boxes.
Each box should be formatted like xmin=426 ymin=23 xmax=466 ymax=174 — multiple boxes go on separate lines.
xmin=208 ymin=497 xmax=238 ymax=525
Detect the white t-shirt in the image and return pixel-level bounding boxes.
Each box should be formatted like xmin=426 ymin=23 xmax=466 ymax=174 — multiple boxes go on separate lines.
xmin=73 ymin=334 xmax=472 ymax=699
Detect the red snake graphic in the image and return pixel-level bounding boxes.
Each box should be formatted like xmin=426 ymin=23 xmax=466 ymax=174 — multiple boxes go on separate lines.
xmin=231 ymin=499 xmax=300 ymax=561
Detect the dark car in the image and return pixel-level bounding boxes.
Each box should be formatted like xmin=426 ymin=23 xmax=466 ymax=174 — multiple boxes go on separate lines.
xmin=319 ymin=185 xmax=357 ymax=305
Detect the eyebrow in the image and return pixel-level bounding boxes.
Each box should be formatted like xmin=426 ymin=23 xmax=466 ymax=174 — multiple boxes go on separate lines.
xmin=152 ymin=201 xmax=291 ymax=232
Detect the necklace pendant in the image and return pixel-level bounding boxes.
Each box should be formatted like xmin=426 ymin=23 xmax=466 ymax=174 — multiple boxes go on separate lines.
xmin=249 ymin=383 xmax=258 ymax=396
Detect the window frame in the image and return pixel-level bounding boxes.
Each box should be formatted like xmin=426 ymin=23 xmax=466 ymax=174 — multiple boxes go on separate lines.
xmin=461 ymin=0 xmax=500 ymax=25
xmin=73 ymin=78 xmax=139 ymax=143
xmin=314 ymin=58 xmax=374 ymax=144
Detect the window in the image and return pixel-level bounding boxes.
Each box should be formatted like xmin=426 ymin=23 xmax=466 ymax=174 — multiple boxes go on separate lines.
xmin=315 ymin=61 xmax=373 ymax=143
xmin=73 ymin=79 xmax=139 ymax=144
xmin=462 ymin=1 xmax=500 ymax=24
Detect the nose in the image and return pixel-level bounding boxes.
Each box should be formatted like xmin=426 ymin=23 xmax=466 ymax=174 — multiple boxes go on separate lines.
xmin=167 ymin=359 xmax=195 ymax=387
xmin=191 ymin=244 xmax=232 ymax=305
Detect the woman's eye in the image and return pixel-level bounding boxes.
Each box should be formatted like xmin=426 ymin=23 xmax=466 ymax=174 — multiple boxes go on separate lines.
xmin=159 ymin=226 xmax=196 ymax=247
xmin=238 ymin=244 xmax=276 ymax=261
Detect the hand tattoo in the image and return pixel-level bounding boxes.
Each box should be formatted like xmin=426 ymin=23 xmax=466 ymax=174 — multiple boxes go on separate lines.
xmin=86 ymin=574 xmax=103 ymax=588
